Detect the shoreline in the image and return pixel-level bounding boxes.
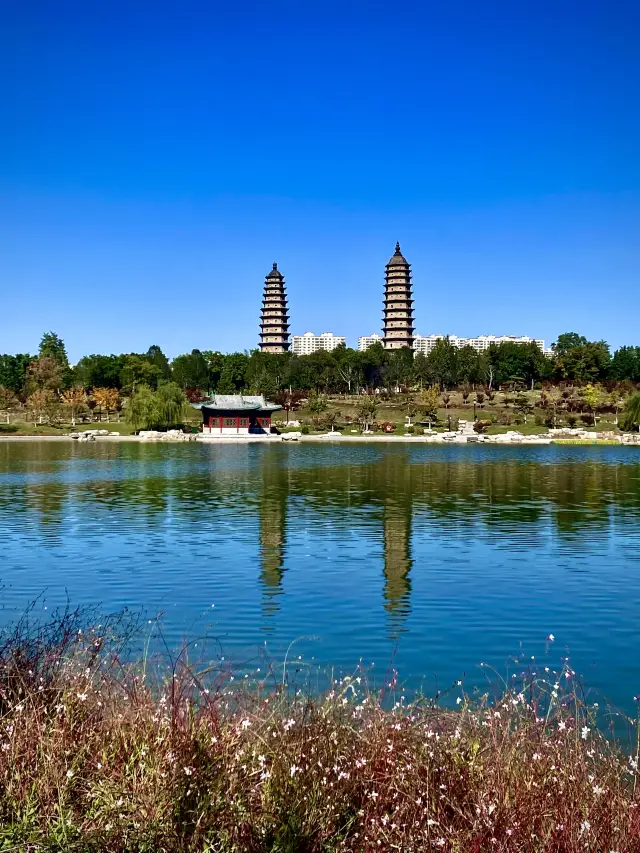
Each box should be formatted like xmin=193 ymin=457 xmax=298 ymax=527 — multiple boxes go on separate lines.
xmin=0 ymin=433 xmax=636 ymax=446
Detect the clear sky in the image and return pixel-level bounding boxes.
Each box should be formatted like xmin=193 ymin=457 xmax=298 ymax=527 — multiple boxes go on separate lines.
xmin=1 ymin=0 xmax=638 ymax=362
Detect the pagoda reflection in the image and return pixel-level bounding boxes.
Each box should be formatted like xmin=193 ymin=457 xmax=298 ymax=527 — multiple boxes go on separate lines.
xmin=258 ymin=450 xmax=289 ymax=622
xmin=378 ymin=453 xmax=414 ymax=638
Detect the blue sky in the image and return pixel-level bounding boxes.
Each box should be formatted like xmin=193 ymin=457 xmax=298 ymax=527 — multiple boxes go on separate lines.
xmin=1 ymin=0 xmax=638 ymax=362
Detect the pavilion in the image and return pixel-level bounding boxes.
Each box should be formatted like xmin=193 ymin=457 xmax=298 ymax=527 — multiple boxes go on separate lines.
xmin=193 ymin=395 xmax=281 ymax=438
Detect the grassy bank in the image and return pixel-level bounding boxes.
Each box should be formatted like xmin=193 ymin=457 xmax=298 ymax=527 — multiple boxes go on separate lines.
xmin=1 ymin=610 xmax=639 ymax=851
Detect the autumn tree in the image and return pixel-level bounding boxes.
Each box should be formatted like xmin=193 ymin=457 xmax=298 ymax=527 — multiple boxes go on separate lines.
xmin=91 ymin=388 xmax=110 ymax=422
xmin=61 ymin=386 xmax=87 ymax=427
xmin=0 ymin=387 xmax=17 ymax=423
xmin=27 ymin=356 xmax=63 ymax=392
xmin=103 ymin=388 xmax=120 ymax=422
xmin=26 ymin=389 xmax=57 ymax=426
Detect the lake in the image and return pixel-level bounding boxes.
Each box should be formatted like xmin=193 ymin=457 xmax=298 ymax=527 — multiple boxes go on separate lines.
xmin=1 ymin=440 xmax=639 ymax=714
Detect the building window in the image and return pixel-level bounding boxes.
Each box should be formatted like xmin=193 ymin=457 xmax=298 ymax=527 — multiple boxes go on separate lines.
xmin=223 ymin=418 xmax=235 ymax=427
xmin=239 ymin=418 xmax=248 ymax=427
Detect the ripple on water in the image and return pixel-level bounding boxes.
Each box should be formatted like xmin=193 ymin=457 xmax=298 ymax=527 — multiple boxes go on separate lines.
xmin=0 ymin=441 xmax=639 ymax=713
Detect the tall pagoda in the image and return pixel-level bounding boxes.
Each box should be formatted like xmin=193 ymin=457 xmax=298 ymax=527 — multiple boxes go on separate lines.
xmin=259 ymin=262 xmax=290 ymax=353
xmin=382 ymin=242 xmax=415 ymax=350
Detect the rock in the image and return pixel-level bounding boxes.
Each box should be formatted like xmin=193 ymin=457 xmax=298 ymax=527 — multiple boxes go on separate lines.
xmin=282 ymin=432 xmax=301 ymax=441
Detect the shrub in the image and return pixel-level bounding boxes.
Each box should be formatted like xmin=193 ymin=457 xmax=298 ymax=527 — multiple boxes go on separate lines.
xmin=473 ymin=419 xmax=492 ymax=434
xmin=300 ymin=425 xmax=310 ymax=435
xmin=0 ymin=423 xmax=18 ymax=433
xmin=0 ymin=611 xmax=639 ymax=852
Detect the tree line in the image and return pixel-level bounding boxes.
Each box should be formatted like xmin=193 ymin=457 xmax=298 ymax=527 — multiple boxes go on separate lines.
xmin=1 ymin=330 xmax=639 ymax=400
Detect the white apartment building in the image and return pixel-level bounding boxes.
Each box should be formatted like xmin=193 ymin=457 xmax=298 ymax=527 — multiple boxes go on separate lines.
xmin=357 ymin=333 xmax=384 ymax=352
xmin=291 ymin=331 xmax=346 ymax=355
xmin=412 ymin=334 xmax=546 ymax=355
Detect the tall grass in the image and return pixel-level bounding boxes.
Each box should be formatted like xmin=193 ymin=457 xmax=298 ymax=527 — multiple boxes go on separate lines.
xmin=0 ymin=608 xmax=639 ymax=852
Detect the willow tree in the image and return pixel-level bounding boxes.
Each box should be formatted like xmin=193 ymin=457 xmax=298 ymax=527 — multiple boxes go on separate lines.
xmin=622 ymin=393 xmax=640 ymax=432
xmin=155 ymin=382 xmax=190 ymax=429
xmin=125 ymin=385 xmax=157 ymax=432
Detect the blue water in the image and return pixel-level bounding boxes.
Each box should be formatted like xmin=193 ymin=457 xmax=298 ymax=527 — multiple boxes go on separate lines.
xmin=1 ymin=440 xmax=639 ymax=714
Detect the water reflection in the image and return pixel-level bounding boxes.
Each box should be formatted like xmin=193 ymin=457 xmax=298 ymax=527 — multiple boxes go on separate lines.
xmin=1 ymin=442 xmax=639 ymax=712
xmin=259 ymin=452 xmax=289 ymax=621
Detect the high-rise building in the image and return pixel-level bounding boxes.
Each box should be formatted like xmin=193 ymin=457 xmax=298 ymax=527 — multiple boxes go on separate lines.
xmin=412 ymin=333 xmax=547 ymax=355
xmin=291 ymin=331 xmax=346 ymax=355
xmin=259 ymin=263 xmax=290 ymax=353
xmin=358 ymin=333 xmax=384 ymax=351
xmin=382 ymin=242 xmax=414 ymax=350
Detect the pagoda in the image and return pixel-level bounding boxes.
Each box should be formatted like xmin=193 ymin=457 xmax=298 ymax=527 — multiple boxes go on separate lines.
xmin=259 ymin=262 xmax=290 ymax=353
xmin=382 ymin=242 xmax=415 ymax=350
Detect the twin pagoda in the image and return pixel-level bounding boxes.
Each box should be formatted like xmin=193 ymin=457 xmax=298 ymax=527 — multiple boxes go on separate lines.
xmin=258 ymin=243 xmax=415 ymax=353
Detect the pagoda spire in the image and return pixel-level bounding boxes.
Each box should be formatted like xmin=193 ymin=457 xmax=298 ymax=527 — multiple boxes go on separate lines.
xmin=382 ymin=242 xmax=415 ymax=350
xmin=259 ymin=262 xmax=290 ymax=353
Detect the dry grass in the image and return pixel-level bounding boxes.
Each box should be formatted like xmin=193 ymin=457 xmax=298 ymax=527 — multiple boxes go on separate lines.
xmin=1 ymin=609 xmax=639 ymax=852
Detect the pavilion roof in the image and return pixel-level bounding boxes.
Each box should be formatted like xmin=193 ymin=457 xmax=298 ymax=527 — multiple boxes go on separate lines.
xmin=192 ymin=395 xmax=281 ymax=413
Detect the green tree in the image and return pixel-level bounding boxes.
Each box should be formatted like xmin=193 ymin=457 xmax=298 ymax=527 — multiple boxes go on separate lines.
xmin=307 ymin=392 xmax=329 ymax=426
xmin=622 ymin=393 xmax=640 ymax=432
xmin=72 ymin=354 xmax=123 ymax=390
xmin=333 ymin=346 xmax=361 ymax=394
xmin=0 ymin=354 xmax=32 ymax=394
xmin=426 ymin=338 xmax=458 ymax=389
xmin=456 ymin=346 xmax=481 ymax=385
xmin=356 ymin=395 xmax=379 ymax=433
xmin=611 ymin=346 xmax=640 ymax=382
xmin=155 ymin=382 xmax=190 ymax=429
xmin=609 ymin=390 xmax=627 ymax=426
xmin=125 ymin=384 xmax=158 ymax=432
xmin=217 ymin=353 xmax=249 ymax=393
xmin=552 ymin=332 xmax=588 ymax=355
xmin=39 ymin=332 xmax=69 ymax=369
xmin=419 ymin=386 xmax=440 ymax=429
xmin=146 ymin=345 xmax=172 ymax=380
xmin=202 ymin=351 xmax=225 ymax=389
xmin=120 ymin=354 xmax=162 ymax=393
xmin=555 ymin=342 xmax=610 ymax=382
xmin=581 ymin=384 xmax=601 ymax=426
xmin=514 ymin=393 xmax=533 ymax=423
xmin=171 ymin=350 xmax=210 ymax=391
xmin=360 ymin=342 xmax=385 ymax=390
